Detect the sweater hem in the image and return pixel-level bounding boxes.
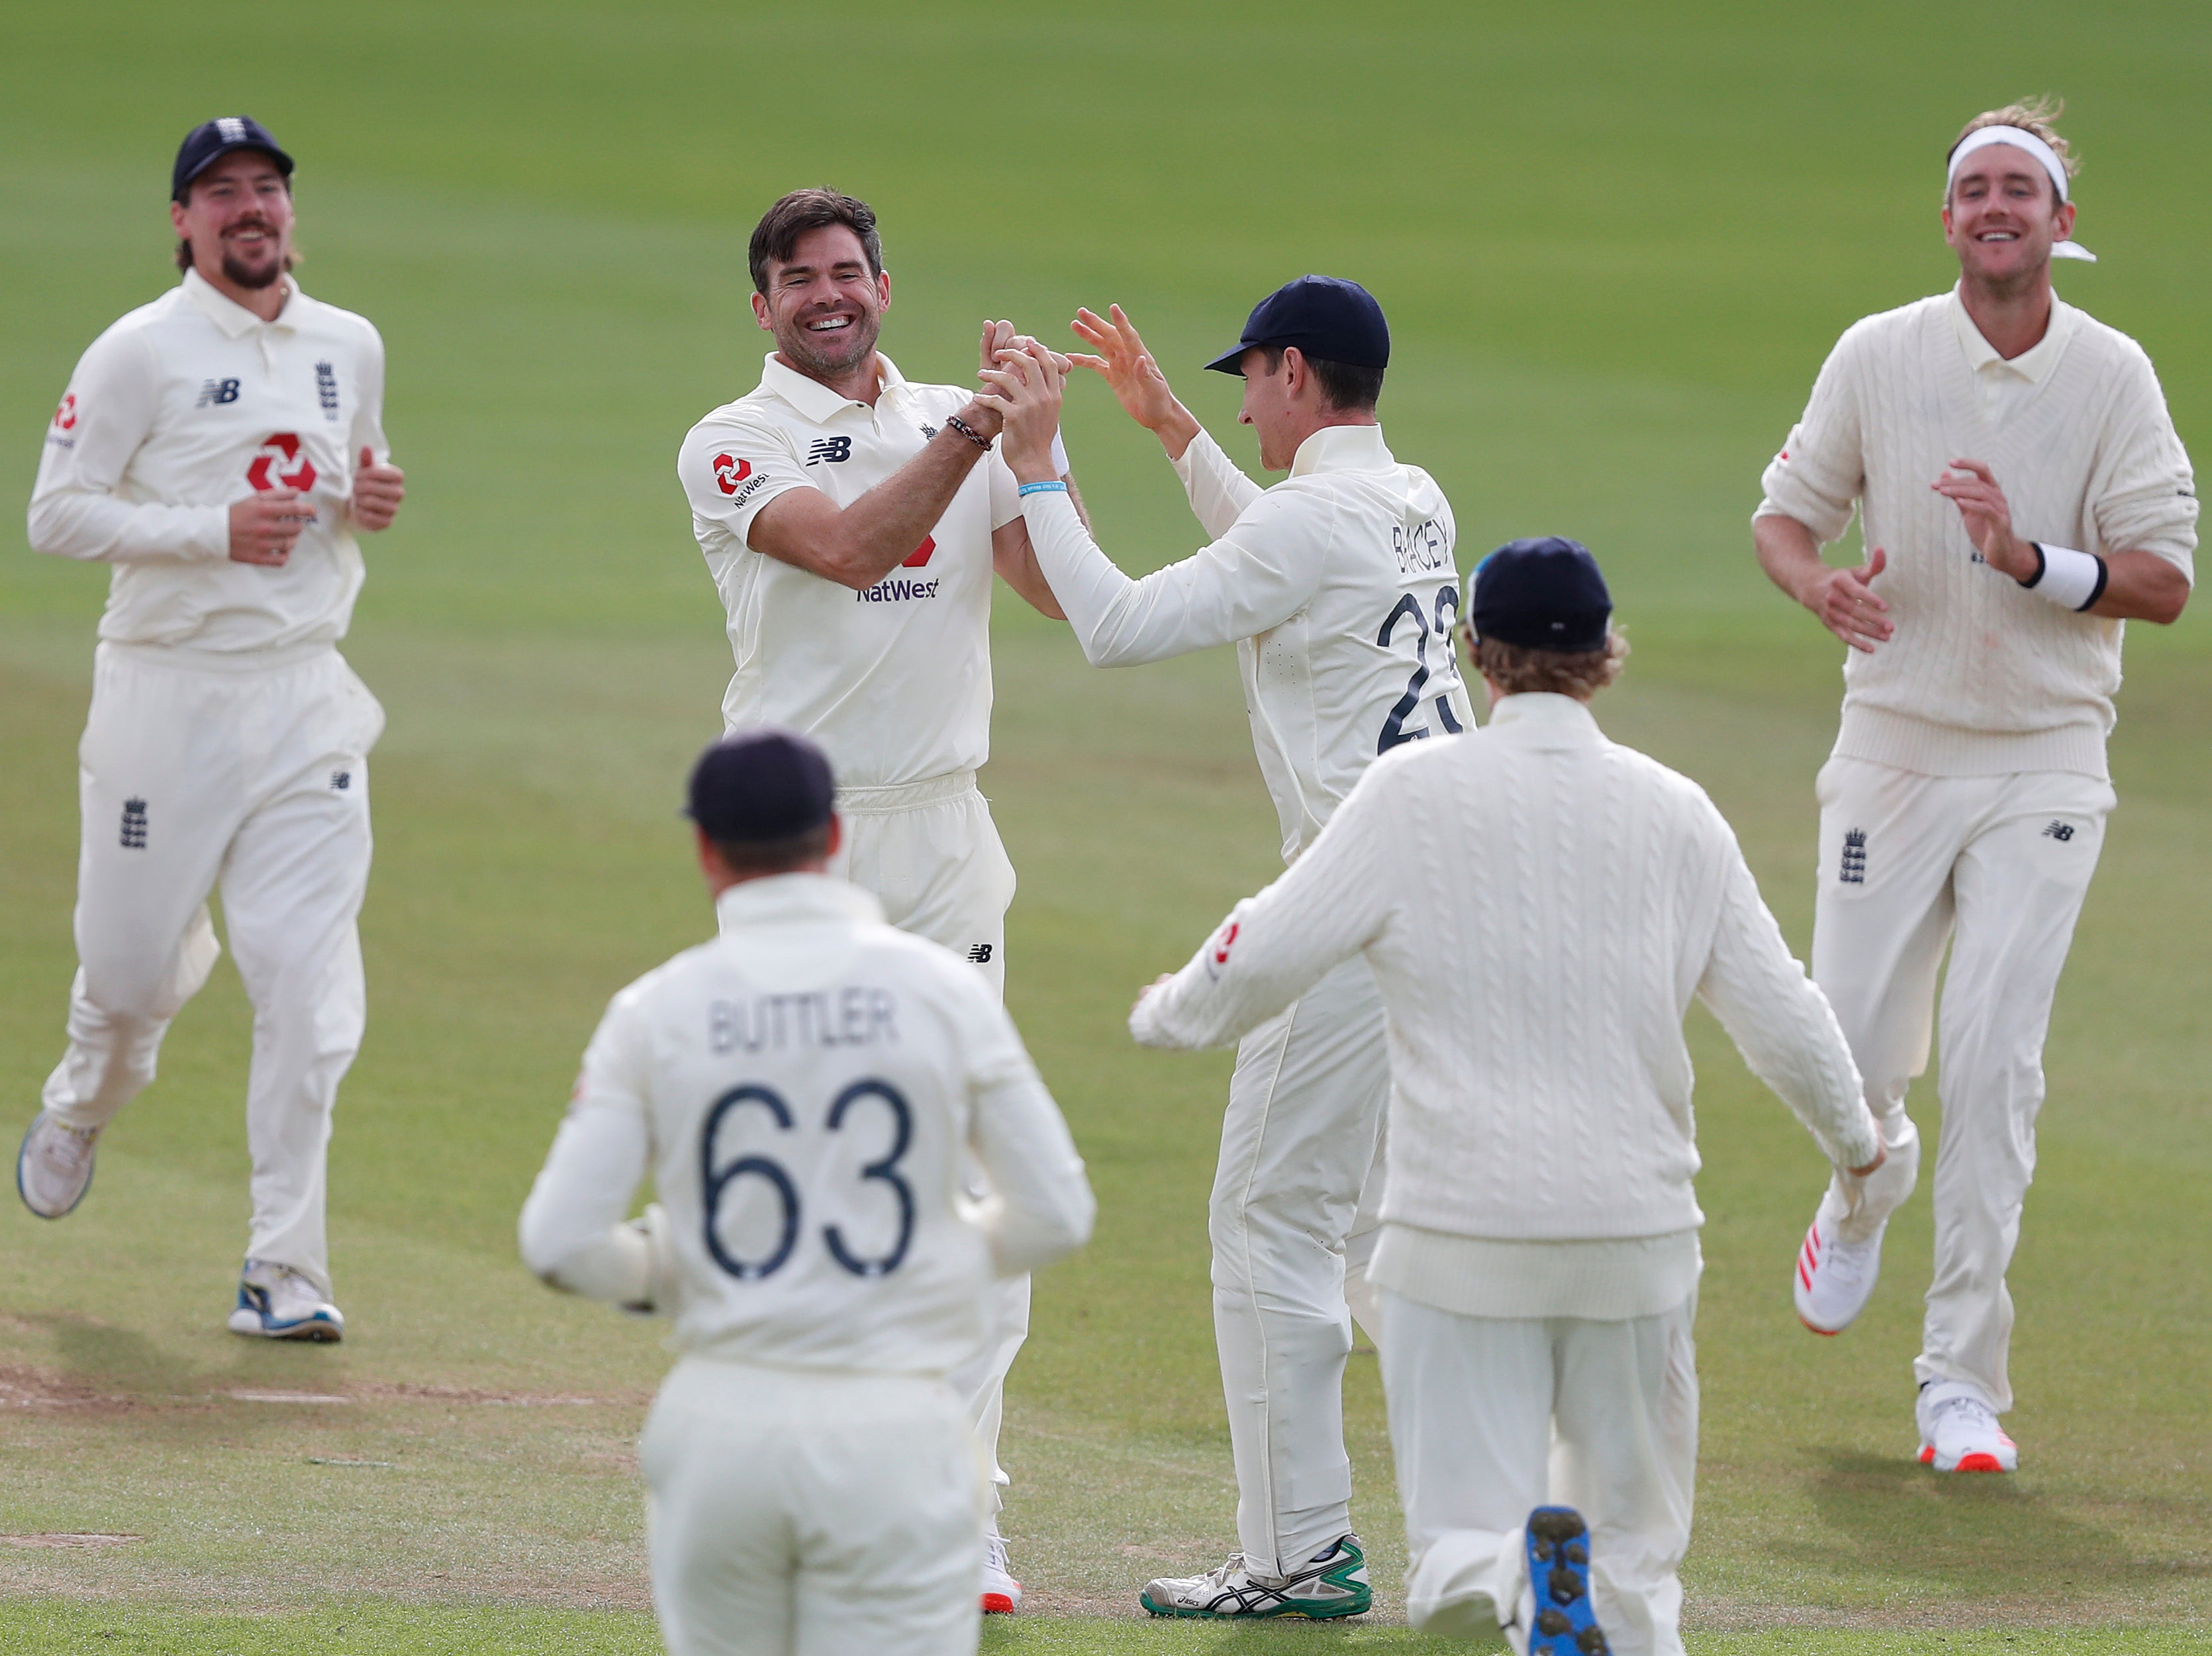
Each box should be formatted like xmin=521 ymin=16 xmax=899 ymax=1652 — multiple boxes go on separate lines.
xmin=1833 ymin=705 xmax=2109 ymax=780
xmin=1368 ymin=1223 xmax=1702 ymax=1322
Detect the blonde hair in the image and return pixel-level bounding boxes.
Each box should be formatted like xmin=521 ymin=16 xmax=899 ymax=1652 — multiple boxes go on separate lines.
xmin=1948 ymin=97 xmax=2078 ymax=203
xmin=1470 ymin=628 xmax=1629 ymax=700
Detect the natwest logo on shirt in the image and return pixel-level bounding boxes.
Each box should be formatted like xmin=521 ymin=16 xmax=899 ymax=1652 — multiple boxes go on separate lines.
xmin=902 ymin=536 xmax=935 ymax=569
xmin=714 ymin=454 xmax=751 ymax=495
xmin=52 ymin=395 xmax=78 ymax=430
xmin=246 ymin=432 xmax=316 ymax=493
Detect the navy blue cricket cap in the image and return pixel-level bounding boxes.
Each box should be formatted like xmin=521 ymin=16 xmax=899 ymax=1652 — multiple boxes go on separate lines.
xmin=685 ymin=728 xmax=835 ymax=844
xmin=172 ymin=117 xmax=294 ymax=203
xmin=1204 ymin=275 xmax=1390 ymax=375
xmin=1469 ymin=537 xmax=1613 ymax=653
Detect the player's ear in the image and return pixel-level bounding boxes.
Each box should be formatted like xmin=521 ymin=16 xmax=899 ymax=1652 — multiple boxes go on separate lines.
xmin=751 ymin=290 xmax=773 ymax=332
xmin=876 ymin=268 xmax=891 ymax=313
xmin=824 ymin=814 xmax=843 ymax=859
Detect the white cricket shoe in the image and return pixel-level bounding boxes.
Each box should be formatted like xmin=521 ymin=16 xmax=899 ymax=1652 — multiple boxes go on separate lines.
xmin=981 ymin=1528 xmax=1022 ymax=1614
xmin=17 ymin=1112 xmax=101 ymax=1219
xmin=1793 ymin=1186 xmax=1885 ymax=1335
xmin=228 ymin=1259 xmax=345 ymax=1343
xmin=1139 ymin=1534 xmax=1370 ymax=1620
xmin=1917 ymin=1382 xmax=2017 ymax=1473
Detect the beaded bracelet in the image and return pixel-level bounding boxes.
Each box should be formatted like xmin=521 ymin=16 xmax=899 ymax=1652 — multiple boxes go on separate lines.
xmin=1018 ymin=479 xmax=1069 ymax=498
xmin=944 ymin=413 xmax=992 ymax=451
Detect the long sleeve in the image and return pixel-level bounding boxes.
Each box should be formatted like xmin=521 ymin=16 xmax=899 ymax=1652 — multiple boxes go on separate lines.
xmin=1755 ymin=326 xmax=1866 ymax=546
xmin=349 ymin=323 xmax=392 ymax=468
xmin=517 ymin=985 xmax=659 ymax=1307
xmin=1019 ymin=482 xmax=1326 ymax=667
xmin=2088 ymin=346 xmax=2197 ymax=576
xmin=961 ymin=984 xmax=1095 ymax=1275
xmin=1694 ymin=830 xmax=1878 ymax=1171
xmin=1131 ymin=758 xmax=1400 ymax=1049
xmin=28 ymin=328 xmax=229 ymax=564
xmin=1171 ymin=426 xmax=1264 ymax=540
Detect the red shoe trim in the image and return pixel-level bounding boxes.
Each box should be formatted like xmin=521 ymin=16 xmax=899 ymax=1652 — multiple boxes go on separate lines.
xmin=1798 ymin=1258 xmax=1813 ymax=1290
xmin=1796 ymin=1314 xmax=1839 ymax=1337
xmin=1917 ymin=1444 xmax=1935 ymax=1465
xmin=1954 ymin=1452 xmax=2006 ymax=1473
xmin=981 ymin=1593 xmax=1016 ymax=1614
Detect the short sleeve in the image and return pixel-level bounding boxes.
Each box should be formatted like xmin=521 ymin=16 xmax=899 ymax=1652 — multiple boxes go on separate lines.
xmin=986 ymin=442 xmax=1022 ymax=532
xmin=677 ymin=409 xmax=815 ymax=552
xmin=1755 ymin=327 xmax=1867 ymax=546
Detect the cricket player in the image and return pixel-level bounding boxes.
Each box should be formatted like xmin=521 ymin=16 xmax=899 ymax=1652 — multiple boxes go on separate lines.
xmin=975 ymin=278 xmax=1473 ymax=1618
xmin=675 ymin=189 xmax=1077 ymax=1610
xmin=520 ymin=729 xmax=1094 ymax=1656
xmin=1755 ymin=101 xmax=2196 ymax=1473
xmin=1131 ymin=538 xmax=1884 ymax=1656
xmin=17 ymin=117 xmax=405 ymax=1341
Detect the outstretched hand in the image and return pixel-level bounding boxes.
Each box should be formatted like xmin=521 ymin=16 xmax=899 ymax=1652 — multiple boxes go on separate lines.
xmin=1069 ymin=305 xmax=1200 ymax=458
xmin=974 ymin=341 xmax=1067 ymax=482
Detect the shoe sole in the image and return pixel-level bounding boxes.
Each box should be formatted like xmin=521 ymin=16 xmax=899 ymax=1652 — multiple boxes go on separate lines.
xmin=228 ymin=1314 xmax=343 ymax=1343
xmin=1918 ymin=1443 xmax=2015 ymax=1473
xmin=1137 ymin=1594 xmax=1370 ymax=1620
xmin=1526 ymin=1507 xmax=1606 ymax=1655
xmin=981 ymin=1594 xmax=1017 ymax=1614
xmin=15 ymin=1119 xmax=95 ymax=1221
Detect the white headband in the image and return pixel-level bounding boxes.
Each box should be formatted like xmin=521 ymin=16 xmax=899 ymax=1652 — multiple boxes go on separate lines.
xmin=1947 ymin=125 xmax=2095 ymax=262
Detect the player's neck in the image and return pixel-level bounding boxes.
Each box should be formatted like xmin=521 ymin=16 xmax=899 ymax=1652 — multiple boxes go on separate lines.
xmin=779 ymin=350 xmax=883 ymax=407
xmin=1956 ymin=269 xmax=2054 ymax=362
xmin=193 ymin=260 xmax=291 ymax=324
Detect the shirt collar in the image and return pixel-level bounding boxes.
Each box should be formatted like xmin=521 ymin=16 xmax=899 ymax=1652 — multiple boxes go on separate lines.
xmin=1947 ymin=284 xmax=2074 ymax=383
xmin=181 ymin=267 xmax=302 ymax=337
xmin=712 ymin=871 xmax=885 ymax=932
xmin=757 ymin=350 xmax=910 ymax=424
xmin=1288 ymin=421 xmax=1394 ymax=479
xmin=1484 ymin=692 xmax=1604 ymax=742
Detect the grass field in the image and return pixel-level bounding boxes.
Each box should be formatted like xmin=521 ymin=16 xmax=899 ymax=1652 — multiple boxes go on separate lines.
xmin=2 ymin=2 xmax=2208 ymax=1650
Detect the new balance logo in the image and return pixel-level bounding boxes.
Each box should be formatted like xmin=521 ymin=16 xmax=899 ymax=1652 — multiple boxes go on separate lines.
xmin=806 ymin=436 xmax=853 ymax=465
xmin=120 ymin=798 xmax=148 ymax=850
xmin=195 ymin=378 xmax=242 ymax=408
xmin=2042 ymin=820 xmax=2076 ymax=842
xmin=967 ymin=944 xmax=993 ymax=964
xmin=330 ymin=771 xmax=352 ymax=791
xmin=1839 ymin=829 xmax=1867 ymax=885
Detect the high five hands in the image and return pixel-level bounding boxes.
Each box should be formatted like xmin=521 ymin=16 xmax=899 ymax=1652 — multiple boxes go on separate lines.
xmin=1067 ymin=306 xmax=1200 ymax=457
xmin=975 ymin=341 xmax=1067 ymax=483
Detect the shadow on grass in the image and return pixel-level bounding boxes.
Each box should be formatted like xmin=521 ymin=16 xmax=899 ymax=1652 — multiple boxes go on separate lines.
xmin=1786 ymin=1448 xmax=2209 ymax=1602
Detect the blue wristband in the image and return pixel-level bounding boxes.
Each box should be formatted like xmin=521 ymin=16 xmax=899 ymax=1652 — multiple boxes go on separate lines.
xmin=1018 ymin=479 xmax=1068 ymax=498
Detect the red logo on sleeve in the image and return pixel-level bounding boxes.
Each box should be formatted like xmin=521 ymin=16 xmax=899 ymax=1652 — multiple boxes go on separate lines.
xmin=246 ymin=432 xmax=316 ymax=492
xmin=713 ymin=454 xmax=751 ymax=495
xmin=902 ymin=536 xmax=936 ymax=568
xmin=1213 ymin=922 xmax=1239 ymax=965
xmin=52 ymin=395 xmax=77 ymax=431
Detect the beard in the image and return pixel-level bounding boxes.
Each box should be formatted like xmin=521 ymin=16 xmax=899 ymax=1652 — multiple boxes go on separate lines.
xmin=776 ymin=308 xmax=881 ymax=381
xmin=218 ymin=222 xmax=286 ymax=289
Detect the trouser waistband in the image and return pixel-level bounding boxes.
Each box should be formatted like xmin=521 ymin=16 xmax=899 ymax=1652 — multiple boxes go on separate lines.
xmin=836 ymin=768 xmax=979 ymax=814
xmin=101 ymin=638 xmax=338 ymax=676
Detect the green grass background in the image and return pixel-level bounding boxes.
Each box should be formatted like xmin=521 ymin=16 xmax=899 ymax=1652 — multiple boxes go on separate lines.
xmin=1 ymin=1 xmax=2207 ymax=1649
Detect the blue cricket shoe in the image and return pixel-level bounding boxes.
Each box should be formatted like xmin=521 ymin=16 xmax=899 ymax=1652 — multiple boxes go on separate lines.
xmin=1525 ymin=1506 xmax=1608 ymax=1655
xmin=228 ymin=1259 xmax=345 ymax=1343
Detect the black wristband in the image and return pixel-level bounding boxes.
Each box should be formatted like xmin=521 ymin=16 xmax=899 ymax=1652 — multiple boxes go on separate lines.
xmin=944 ymin=413 xmax=992 ymax=452
xmin=2078 ymin=555 xmax=2110 ymax=612
xmin=2019 ymin=542 xmax=2048 ymax=589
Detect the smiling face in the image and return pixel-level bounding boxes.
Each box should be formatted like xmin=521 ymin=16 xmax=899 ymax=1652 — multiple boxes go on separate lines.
xmin=1944 ymin=144 xmax=2075 ymax=289
xmin=170 ymin=150 xmax=293 ymax=290
xmin=751 ymin=224 xmax=889 ymax=383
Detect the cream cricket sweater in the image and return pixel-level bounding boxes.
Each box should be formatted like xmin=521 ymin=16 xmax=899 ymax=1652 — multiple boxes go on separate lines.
xmin=1757 ymin=287 xmax=2197 ymax=779
xmin=1131 ymin=695 xmax=1876 ymax=1318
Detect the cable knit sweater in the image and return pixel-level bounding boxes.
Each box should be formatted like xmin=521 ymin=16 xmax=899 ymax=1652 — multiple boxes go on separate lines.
xmin=1757 ymin=287 xmax=2197 ymax=779
xmin=1132 ymin=695 xmax=1876 ymax=1254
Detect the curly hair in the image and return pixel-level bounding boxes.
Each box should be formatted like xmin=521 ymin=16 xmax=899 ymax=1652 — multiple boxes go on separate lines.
xmin=1948 ymin=97 xmax=2077 ymax=205
xmin=1470 ymin=628 xmax=1629 ymax=700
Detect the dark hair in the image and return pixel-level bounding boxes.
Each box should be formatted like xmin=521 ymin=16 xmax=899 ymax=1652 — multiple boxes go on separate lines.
xmin=710 ymin=822 xmax=834 ymax=877
xmin=749 ymin=189 xmax=883 ymax=295
xmin=1258 ymin=345 xmax=1384 ymax=413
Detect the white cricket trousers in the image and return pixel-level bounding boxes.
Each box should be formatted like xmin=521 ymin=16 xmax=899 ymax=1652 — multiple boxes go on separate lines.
xmin=1812 ymin=757 xmax=2113 ymax=1413
xmin=1379 ymin=1287 xmax=1698 ymax=1656
xmin=1213 ymin=955 xmax=1390 ymax=1578
xmin=41 ymin=642 xmax=382 ymax=1292
xmin=828 ymin=770 xmax=1028 ymax=1518
xmin=639 ymin=1357 xmax=983 ymax=1656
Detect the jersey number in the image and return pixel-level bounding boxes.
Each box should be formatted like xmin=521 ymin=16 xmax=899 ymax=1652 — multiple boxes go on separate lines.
xmin=1376 ymin=583 xmax=1466 ymax=752
xmin=698 ymin=1079 xmax=915 ymax=1281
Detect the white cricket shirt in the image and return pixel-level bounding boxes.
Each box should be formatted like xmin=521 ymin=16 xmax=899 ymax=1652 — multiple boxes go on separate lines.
xmin=520 ymin=874 xmax=1093 ymax=1375
xmin=1757 ymin=286 xmax=2197 ymax=779
xmin=28 ymin=269 xmax=390 ymax=655
xmin=1131 ymin=695 xmax=1876 ymax=1313
xmin=1022 ymin=423 xmax=1474 ymax=863
xmin=678 ymin=354 xmax=1023 ymax=789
